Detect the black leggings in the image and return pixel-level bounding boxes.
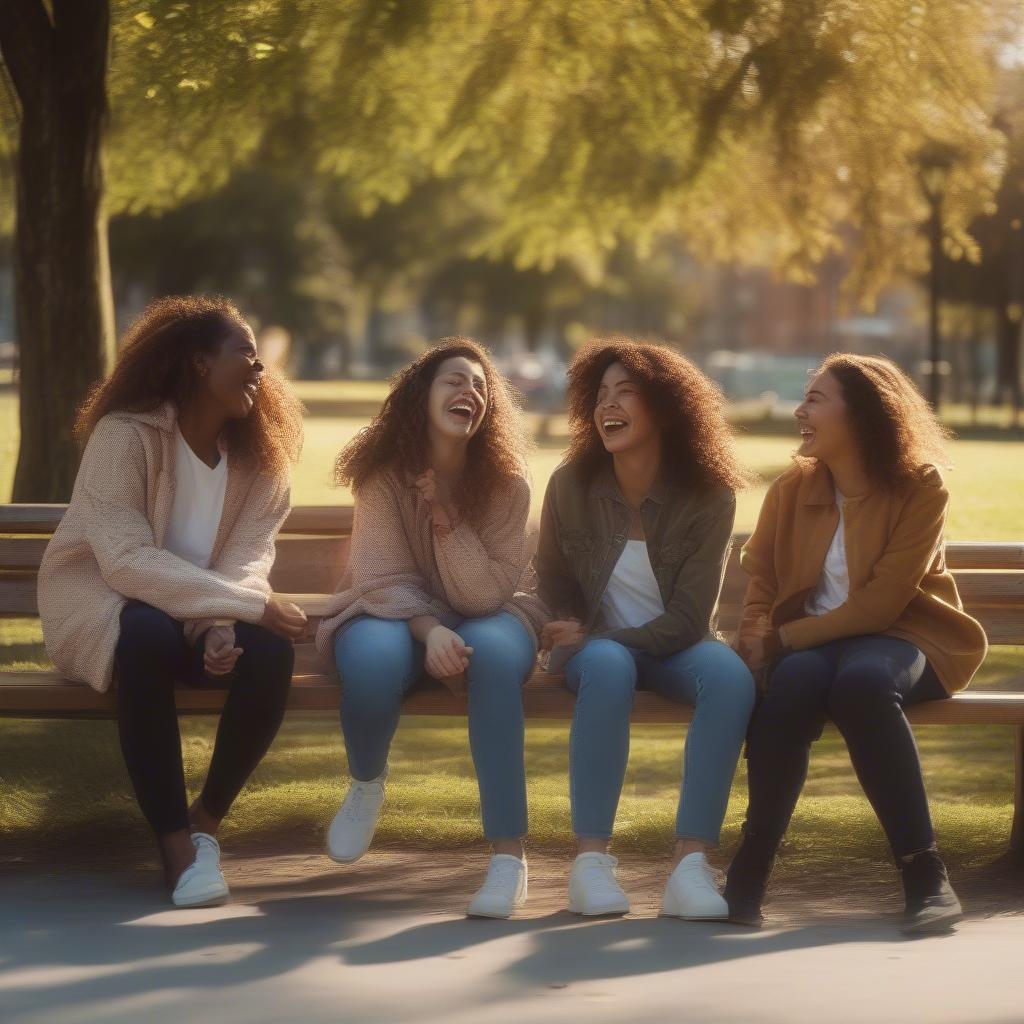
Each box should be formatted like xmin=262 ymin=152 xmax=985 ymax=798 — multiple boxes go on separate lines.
xmin=114 ymin=601 xmax=294 ymax=836
xmin=742 ymin=634 xmax=949 ymax=860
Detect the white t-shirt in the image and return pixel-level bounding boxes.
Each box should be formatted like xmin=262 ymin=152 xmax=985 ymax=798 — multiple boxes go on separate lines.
xmin=804 ymin=487 xmax=849 ymax=616
xmin=600 ymin=539 xmax=665 ymax=630
xmin=163 ymin=426 xmax=228 ymax=570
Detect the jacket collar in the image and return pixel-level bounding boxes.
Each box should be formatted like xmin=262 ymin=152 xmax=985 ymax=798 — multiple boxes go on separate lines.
xmin=592 ymin=459 xmax=677 ymax=506
xmin=112 ymin=400 xmax=178 ymax=433
xmin=801 ymin=458 xmax=839 ymax=507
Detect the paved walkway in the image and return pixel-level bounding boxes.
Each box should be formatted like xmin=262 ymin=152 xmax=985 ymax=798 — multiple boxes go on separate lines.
xmin=2 ymin=852 xmax=1022 ymax=1024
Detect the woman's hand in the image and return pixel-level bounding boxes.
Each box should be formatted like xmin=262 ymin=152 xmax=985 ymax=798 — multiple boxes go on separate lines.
xmin=424 ymin=624 xmax=473 ymax=681
xmin=741 ymin=633 xmax=766 ymax=674
xmin=541 ymin=618 xmax=584 ymax=651
xmin=259 ymin=596 xmax=308 ymax=640
xmin=204 ymin=624 xmax=242 ymax=676
xmin=414 ymin=469 xmax=455 ymax=527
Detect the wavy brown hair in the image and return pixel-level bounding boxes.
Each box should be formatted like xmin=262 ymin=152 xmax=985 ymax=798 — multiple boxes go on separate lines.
xmin=564 ymin=336 xmax=751 ymax=492
xmin=817 ymin=353 xmax=952 ymax=489
xmin=75 ymin=295 xmax=304 ymax=478
xmin=334 ymin=337 xmax=531 ymax=526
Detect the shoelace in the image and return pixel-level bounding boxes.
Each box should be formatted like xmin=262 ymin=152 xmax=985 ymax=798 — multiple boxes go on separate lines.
xmin=484 ymin=860 xmax=522 ymax=889
xmin=343 ymin=783 xmax=379 ymax=822
xmin=580 ymin=860 xmax=622 ymax=897
xmin=678 ymin=859 xmax=719 ymax=892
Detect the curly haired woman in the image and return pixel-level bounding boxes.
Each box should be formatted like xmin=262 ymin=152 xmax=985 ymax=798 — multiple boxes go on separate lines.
xmin=725 ymin=354 xmax=988 ymax=934
xmin=315 ymin=338 xmax=546 ymax=919
xmin=533 ymin=337 xmax=756 ymax=920
xmin=38 ymin=295 xmax=307 ymax=908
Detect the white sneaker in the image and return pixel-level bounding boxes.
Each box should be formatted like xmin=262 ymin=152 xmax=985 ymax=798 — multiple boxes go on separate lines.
xmin=326 ymin=769 xmax=387 ymax=863
xmin=466 ymin=855 xmax=528 ymax=919
xmin=568 ymin=852 xmax=631 ymax=916
xmin=661 ymin=851 xmax=729 ymax=920
xmin=171 ymin=832 xmax=229 ymax=908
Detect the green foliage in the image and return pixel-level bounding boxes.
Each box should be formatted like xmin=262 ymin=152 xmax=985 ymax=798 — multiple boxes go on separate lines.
xmin=3 ymin=0 xmax=1019 ymax=297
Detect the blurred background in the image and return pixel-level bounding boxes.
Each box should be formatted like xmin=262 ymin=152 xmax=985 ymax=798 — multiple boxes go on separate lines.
xmin=2 ymin=1 xmax=1024 ymax=506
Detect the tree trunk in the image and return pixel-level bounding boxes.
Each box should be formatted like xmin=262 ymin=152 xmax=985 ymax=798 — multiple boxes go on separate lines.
xmin=0 ymin=0 xmax=114 ymax=501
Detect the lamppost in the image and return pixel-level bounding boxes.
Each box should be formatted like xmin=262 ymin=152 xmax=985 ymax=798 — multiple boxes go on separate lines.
xmin=917 ymin=141 xmax=958 ymax=410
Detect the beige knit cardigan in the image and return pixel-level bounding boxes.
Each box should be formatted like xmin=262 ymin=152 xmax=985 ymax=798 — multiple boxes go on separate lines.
xmin=37 ymin=402 xmax=290 ymax=692
xmin=315 ymin=466 xmax=548 ymax=659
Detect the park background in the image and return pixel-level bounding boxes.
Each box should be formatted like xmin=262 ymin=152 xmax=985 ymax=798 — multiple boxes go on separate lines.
xmin=1 ymin=2 xmax=1023 ymax=892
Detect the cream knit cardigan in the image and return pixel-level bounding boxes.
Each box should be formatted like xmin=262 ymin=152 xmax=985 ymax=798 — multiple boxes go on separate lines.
xmin=37 ymin=402 xmax=290 ymax=692
xmin=315 ymin=466 xmax=548 ymax=659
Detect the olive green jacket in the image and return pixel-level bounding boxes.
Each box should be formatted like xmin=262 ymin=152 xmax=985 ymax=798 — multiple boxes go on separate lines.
xmin=533 ymin=460 xmax=736 ymax=657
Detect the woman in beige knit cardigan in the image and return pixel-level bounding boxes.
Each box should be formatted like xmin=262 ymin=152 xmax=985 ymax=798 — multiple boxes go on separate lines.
xmin=315 ymin=337 xmax=546 ymax=919
xmin=38 ymin=295 xmax=306 ymax=909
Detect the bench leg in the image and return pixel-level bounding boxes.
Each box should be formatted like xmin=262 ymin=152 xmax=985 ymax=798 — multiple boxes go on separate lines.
xmin=1012 ymin=725 xmax=1024 ymax=862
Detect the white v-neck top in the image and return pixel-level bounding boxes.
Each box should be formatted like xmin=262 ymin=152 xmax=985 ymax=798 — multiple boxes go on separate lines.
xmin=600 ymin=539 xmax=665 ymax=630
xmin=804 ymin=487 xmax=849 ymax=616
xmin=163 ymin=426 xmax=228 ymax=569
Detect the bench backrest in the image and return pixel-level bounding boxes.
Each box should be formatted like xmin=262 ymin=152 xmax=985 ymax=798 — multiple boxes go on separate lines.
xmin=2 ymin=505 xmax=1023 ymax=645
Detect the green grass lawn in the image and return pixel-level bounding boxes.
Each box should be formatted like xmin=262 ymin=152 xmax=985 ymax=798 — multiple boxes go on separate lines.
xmin=2 ymin=382 xmax=1023 ymax=866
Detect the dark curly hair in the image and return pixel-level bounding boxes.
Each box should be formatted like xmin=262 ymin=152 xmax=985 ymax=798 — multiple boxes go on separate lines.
xmin=334 ymin=337 xmax=531 ymax=526
xmin=563 ymin=336 xmax=751 ymax=492
xmin=816 ymin=353 xmax=952 ymax=489
xmin=75 ymin=295 xmax=304 ymax=478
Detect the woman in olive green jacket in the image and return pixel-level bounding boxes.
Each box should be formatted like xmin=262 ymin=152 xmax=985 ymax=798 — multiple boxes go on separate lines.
xmin=535 ymin=337 xmax=755 ymax=921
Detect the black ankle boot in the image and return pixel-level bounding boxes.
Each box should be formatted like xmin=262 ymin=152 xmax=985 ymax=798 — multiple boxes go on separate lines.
xmin=899 ymin=849 xmax=962 ymax=934
xmin=724 ymin=831 xmax=778 ymax=928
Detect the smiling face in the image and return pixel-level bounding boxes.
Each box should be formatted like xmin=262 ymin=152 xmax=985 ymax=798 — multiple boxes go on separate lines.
xmin=195 ymin=324 xmax=264 ymax=420
xmin=794 ymin=369 xmax=856 ymax=461
xmin=427 ymin=355 xmax=488 ymax=442
xmin=593 ymin=360 xmax=659 ymax=455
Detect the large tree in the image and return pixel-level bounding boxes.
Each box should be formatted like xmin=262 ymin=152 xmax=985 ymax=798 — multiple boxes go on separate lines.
xmin=1 ymin=0 xmax=1019 ymax=497
xmin=0 ymin=0 xmax=302 ymax=500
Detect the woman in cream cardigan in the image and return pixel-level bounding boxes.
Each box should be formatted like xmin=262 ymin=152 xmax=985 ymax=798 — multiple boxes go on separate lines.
xmin=38 ymin=295 xmax=306 ymax=909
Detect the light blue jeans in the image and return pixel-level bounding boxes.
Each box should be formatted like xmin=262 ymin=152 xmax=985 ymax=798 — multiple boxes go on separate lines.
xmin=333 ymin=611 xmax=536 ymax=841
xmin=564 ymin=638 xmax=756 ymax=845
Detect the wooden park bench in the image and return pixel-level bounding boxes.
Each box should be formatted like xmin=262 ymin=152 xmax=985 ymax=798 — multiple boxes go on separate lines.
xmin=2 ymin=503 xmax=1022 ymax=856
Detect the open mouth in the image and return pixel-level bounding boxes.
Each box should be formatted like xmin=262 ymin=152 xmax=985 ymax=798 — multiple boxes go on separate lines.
xmin=243 ymin=381 xmax=259 ymax=403
xmin=798 ymin=426 xmax=815 ymax=443
xmin=447 ymin=399 xmax=476 ymax=423
xmin=602 ymin=417 xmax=629 ymax=437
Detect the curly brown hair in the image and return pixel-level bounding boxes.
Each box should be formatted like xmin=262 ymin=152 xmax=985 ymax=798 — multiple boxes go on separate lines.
xmin=563 ymin=336 xmax=751 ymax=492
xmin=75 ymin=295 xmax=304 ymax=478
xmin=334 ymin=337 xmax=531 ymax=526
xmin=817 ymin=353 xmax=952 ymax=488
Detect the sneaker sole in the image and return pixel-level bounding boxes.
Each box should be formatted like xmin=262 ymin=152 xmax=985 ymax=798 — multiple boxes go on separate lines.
xmin=172 ymin=884 xmax=230 ymax=909
xmin=661 ymin=885 xmax=728 ymax=921
xmin=568 ymin=900 xmax=630 ymax=917
xmin=325 ymin=844 xmax=369 ymax=865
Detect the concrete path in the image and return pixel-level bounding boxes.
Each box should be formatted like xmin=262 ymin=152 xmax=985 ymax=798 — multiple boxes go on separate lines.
xmin=2 ymin=852 xmax=1022 ymax=1024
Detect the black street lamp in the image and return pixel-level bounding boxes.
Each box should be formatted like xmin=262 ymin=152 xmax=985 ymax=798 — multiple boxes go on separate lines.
xmin=917 ymin=141 xmax=959 ymax=410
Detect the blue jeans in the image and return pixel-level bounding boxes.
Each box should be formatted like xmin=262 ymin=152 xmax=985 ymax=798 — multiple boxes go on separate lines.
xmin=564 ymin=638 xmax=756 ymax=845
xmin=333 ymin=611 xmax=536 ymax=841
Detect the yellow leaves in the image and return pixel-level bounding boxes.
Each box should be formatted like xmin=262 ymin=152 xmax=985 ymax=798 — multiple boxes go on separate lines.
xmin=133 ymin=12 xmax=155 ymax=30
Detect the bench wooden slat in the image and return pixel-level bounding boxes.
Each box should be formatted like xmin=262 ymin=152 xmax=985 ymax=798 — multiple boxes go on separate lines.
xmin=4 ymin=669 xmax=1024 ymax=722
xmin=0 ymin=504 xmax=356 ymax=535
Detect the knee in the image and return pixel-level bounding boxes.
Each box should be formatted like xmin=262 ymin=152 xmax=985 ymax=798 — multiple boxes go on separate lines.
xmin=335 ymin=620 xmax=412 ymax=710
xmin=115 ymin=603 xmax=181 ymax=668
xmin=235 ymin=625 xmax=295 ymax=690
xmin=763 ymin=652 xmax=825 ymax=715
xmin=461 ymin=618 xmax=534 ymax=687
xmin=829 ymin=665 xmax=898 ymax=722
xmin=572 ymin=640 xmax=637 ymax=709
xmin=693 ymin=642 xmax=757 ymax=717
